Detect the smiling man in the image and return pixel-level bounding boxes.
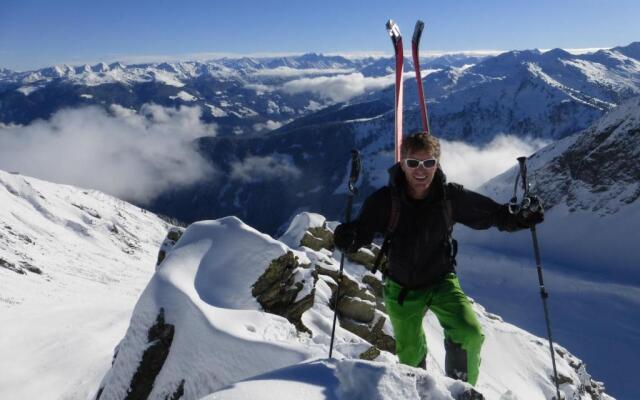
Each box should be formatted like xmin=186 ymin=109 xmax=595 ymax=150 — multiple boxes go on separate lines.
xmin=334 ymin=132 xmax=543 ymax=398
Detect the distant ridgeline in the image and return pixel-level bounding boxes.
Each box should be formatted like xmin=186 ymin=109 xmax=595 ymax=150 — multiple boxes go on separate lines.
xmin=2 ymin=44 xmax=640 ymax=232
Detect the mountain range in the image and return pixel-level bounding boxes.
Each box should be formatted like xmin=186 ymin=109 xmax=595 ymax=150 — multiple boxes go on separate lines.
xmin=1 ymin=44 xmax=639 ymax=399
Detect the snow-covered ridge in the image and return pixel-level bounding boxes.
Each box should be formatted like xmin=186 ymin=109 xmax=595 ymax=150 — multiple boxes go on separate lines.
xmin=97 ymin=212 xmax=609 ymax=400
xmin=0 ymin=169 xmax=170 ymax=399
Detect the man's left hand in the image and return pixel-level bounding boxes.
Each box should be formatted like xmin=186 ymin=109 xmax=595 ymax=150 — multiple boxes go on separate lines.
xmin=516 ymin=196 xmax=544 ymax=228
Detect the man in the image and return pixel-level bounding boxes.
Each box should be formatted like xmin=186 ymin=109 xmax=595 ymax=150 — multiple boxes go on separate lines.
xmin=334 ymin=132 xmax=543 ymax=389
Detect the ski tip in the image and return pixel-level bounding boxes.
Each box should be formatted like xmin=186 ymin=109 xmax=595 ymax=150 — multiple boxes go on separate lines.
xmin=386 ymin=19 xmax=401 ymax=37
xmin=412 ymin=20 xmax=425 ymax=44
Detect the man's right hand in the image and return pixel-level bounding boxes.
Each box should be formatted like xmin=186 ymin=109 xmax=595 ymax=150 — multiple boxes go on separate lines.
xmin=333 ymin=223 xmax=358 ymax=252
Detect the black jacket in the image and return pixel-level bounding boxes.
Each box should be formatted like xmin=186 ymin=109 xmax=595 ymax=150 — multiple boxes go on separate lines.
xmin=339 ymin=165 xmax=523 ymax=289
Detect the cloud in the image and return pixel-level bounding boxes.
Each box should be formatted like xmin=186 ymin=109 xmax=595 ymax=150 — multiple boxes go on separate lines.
xmin=439 ymin=135 xmax=549 ymax=189
xmin=230 ymin=155 xmax=301 ymax=183
xmin=253 ymin=120 xmax=283 ymax=132
xmin=0 ymin=104 xmax=216 ymax=204
xmin=251 ymin=67 xmax=355 ymax=78
xmin=244 ymin=83 xmax=274 ymax=93
xmin=282 ymin=72 xmax=400 ymax=102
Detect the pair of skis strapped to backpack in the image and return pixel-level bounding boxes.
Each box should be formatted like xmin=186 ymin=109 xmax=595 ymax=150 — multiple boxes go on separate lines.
xmin=372 ymin=18 xmax=440 ymax=277
xmin=385 ymin=19 xmax=432 ymax=163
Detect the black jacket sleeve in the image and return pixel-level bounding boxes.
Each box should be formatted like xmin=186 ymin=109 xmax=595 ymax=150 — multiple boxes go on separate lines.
xmin=335 ymin=187 xmax=391 ymax=250
xmin=447 ymin=183 xmax=523 ymax=232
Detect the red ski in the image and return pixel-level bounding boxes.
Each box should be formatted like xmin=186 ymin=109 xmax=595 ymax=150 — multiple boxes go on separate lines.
xmin=412 ymin=20 xmax=431 ymax=135
xmin=386 ymin=20 xmax=404 ymax=163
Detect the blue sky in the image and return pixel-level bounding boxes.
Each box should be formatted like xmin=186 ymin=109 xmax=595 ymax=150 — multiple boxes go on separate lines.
xmin=1 ymin=0 xmax=639 ymax=71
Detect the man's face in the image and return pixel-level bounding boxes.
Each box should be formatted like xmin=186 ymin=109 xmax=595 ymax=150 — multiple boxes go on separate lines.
xmin=400 ymin=149 xmax=438 ymax=198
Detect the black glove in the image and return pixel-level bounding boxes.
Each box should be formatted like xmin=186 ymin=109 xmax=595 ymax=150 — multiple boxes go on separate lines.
xmin=333 ymin=222 xmax=358 ymax=252
xmin=516 ymin=196 xmax=544 ymax=228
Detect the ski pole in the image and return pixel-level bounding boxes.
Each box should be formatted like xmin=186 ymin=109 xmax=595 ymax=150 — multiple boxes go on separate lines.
xmin=515 ymin=156 xmax=562 ymax=400
xmin=329 ymin=150 xmax=361 ymax=359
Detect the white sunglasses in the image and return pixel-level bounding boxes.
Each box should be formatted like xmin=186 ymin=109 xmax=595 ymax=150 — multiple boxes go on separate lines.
xmin=403 ymin=158 xmax=437 ymax=169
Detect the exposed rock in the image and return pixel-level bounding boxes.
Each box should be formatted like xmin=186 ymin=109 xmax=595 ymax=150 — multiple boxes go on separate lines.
xmin=72 ymin=202 xmax=102 ymax=219
xmin=362 ymin=275 xmax=383 ymax=298
xmin=252 ymin=252 xmax=316 ymax=332
xmin=359 ymin=346 xmax=381 ymax=361
xmin=166 ymin=379 xmax=185 ymax=400
xmin=157 ymin=227 xmax=185 ymax=266
xmin=553 ymin=372 xmax=574 ymax=385
xmin=20 ymin=261 xmax=42 ymax=274
xmin=0 ymin=257 xmax=24 ymax=275
xmin=97 ymin=308 xmax=176 ymax=400
xmin=337 ymin=296 xmax=375 ymax=323
xmin=339 ymin=315 xmax=396 ymax=354
xmin=300 ymin=225 xmax=334 ymax=251
xmin=317 ymin=266 xmax=376 ymax=303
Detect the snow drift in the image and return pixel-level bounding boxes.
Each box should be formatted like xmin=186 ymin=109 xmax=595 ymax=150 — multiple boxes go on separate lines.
xmin=97 ymin=213 xmax=610 ymax=400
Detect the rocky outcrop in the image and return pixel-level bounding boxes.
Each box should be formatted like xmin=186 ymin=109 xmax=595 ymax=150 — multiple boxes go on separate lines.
xmin=156 ymin=227 xmax=184 ymax=266
xmin=529 ymin=339 xmax=608 ymax=400
xmin=300 ymin=226 xmax=334 ymax=251
xmin=252 ymin=251 xmax=316 ymax=333
xmin=97 ymin=308 xmax=175 ymax=400
xmin=259 ymin=224 xmax=396 ymax=359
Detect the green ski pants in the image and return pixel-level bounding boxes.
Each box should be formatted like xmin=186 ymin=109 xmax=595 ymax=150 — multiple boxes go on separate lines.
xmin=383 ymin=273 xmax=485 ymax=385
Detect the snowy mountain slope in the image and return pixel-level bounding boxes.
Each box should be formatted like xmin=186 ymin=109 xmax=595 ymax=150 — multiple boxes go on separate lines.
xmin=449 ymin=96 xmax=640 ymax=400
xmin=358 ymin=43 xmax=640 ymax=144
xmin=0 ymin=53 xmax=471 ymax=135
xmin=3 ymin=43 xmax=640 ymax=141
xmin=464 ymin=95 xmax=640 ymax=280
xmin=138 ymin=43 xmax=640 ymax=232
xmin=97 ymin=213 xmax=610 ymax=400
xmin=454 ymin=244 xmax=640 ymax=400
xmin=0 ymin=169 xmax=170 ymax=400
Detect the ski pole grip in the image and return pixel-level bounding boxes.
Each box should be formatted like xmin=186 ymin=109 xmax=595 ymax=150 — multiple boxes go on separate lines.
xmin=517 ymin=156 xmax=529 ymax=196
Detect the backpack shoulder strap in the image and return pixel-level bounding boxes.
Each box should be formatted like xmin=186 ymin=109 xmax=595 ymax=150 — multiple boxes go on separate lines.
xmin=371 ymin=190 xmax=401 ymax=274
xmin=441 ymin=184 xmax=457 ymax=264
xmin=388 ymin=190 xmax=402 ymax=234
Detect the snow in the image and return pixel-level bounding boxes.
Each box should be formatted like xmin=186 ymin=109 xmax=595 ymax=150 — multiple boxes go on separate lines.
xmin=96 ymin=217 xmax=320 ymax=399
xmin=151 ymin=70 xmax=185 ymax=87
xmin=169 ymin=90 xmax=197 ymax=101
xmin=0 ymin=170 xmax=169 ymax=400
xmin=205 ymin=103 xmax=228 ymax=117
xmin=279 ymin=211 xmax=326 ymax=248
xmin=95 ymin=210 xmax=609 ymax=399
xmin=0 ymin=169 xmax=614 ymax=399
xmin=207 ymin=359 xmax=464 ymax=400
xmin=16 ymin=85 xmax=41 ymax=96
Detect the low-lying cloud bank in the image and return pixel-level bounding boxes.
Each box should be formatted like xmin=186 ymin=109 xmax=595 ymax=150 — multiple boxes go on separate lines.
xmin=282 ymin=72 xmax=398 ymax=102
xmin=252 ymin=67 xmax=355 ymax=78
xmin=230 ymin=155 xmax=301 ymax=183
xmin=0 ymin=104 xmax=216 ymax=204
xmin=439 ymin=135 xmax=549 ymax=190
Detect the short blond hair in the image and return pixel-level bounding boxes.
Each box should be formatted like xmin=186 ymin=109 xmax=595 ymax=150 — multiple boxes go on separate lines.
xmin=400 ymin=132 xmax=441 ymax=159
